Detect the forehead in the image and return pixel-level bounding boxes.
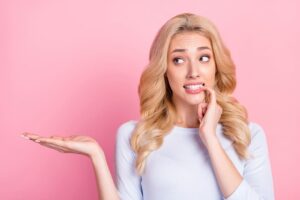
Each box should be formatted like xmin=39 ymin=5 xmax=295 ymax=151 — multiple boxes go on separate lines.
xmin=168 ymin=32 xmax=211 ymax=52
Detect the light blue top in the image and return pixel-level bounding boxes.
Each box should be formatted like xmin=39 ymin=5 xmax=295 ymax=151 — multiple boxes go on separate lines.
xmin=115 ymin=120 xmax=274 ymax=200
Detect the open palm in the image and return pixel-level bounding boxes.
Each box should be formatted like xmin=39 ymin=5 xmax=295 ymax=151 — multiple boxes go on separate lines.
xmin=21 ymin=133 xmax=102 ymax=158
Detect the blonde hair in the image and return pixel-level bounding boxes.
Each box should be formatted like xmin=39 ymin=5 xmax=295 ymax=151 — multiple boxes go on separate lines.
xmin=130 ymin=12 xmax=251 ymax=175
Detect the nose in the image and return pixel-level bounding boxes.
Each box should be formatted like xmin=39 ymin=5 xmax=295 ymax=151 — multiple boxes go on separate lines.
xmin=186 ymin=60 xmax=200 ymax=79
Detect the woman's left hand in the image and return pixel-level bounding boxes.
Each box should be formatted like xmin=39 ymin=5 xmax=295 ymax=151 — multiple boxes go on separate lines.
xmin=197 ymin=87 xmax=223 ymax=147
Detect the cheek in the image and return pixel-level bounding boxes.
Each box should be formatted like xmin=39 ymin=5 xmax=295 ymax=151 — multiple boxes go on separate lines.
xmin=205 ymin=65 xmax=217 ymax=85
xmin=166 ymin=70 xmax=183 ymax=90
xmin=208 ymin=72 xmax=216 ymax=83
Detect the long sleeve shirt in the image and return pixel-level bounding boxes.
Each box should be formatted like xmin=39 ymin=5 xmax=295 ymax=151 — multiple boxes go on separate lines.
xmin=115 ymin=120 xmax=275 ymax=200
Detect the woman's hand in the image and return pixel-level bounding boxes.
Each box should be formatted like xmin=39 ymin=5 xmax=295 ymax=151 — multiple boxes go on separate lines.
xmin=197 ymin=86 xmax=223 ymax=147
xmin=21 ymin=133 xmax=119 ymax=200
xmin=21 ymin=133 xmax=103 ymax=159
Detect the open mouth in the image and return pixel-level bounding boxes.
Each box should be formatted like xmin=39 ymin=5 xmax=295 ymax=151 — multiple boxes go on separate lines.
xmin=183 ymin=82 xmax=205 ymax=90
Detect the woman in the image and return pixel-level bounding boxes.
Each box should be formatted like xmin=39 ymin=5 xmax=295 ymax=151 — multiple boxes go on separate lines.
xmin=21 ymin=13 xmax=274 ymax=200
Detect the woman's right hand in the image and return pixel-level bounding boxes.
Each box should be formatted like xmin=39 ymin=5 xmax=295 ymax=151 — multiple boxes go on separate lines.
xmin=21 ymin=133 xmax=103 ymax=159
xmin=21 ymin=133 xmax=119 ymax=200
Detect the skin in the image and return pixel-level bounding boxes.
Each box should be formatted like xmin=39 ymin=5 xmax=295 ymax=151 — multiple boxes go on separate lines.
xmin=167 ymin=32 xmax=243 ymax=198
xmin=21 ymin=31 xmax=243 ymax=199
xmin=20 ymin=134 xmax=119 ymax=200
xmin=167 ymin=31 xmax=217 ymax=129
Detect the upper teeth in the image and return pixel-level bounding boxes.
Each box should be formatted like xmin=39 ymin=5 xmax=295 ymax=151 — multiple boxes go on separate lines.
xmin=184 ymin=84 xmax=204 ymax=90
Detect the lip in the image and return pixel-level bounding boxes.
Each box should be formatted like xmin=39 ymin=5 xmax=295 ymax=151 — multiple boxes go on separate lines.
xmin=183 ymin=82 xmax=205 ymax=94
xmin=184 ymin=87 xmax=205 ymax=94
xmin=183 ymin=82 xmax=205 ymax=87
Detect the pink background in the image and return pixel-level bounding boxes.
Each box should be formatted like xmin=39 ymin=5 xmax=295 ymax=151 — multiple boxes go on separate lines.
xmin=1 ymin=0 xmax=299 ymax=199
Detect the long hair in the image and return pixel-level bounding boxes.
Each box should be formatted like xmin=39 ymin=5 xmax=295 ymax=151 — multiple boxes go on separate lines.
xmin=130 ymin=13 xmax=251 ymax=175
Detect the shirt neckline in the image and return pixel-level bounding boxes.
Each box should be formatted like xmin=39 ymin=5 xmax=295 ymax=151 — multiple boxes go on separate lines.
xmin=172 ymin=123 xmax=222 ymax=134
xmin=172 ymin=125 xmax=200 ymax=134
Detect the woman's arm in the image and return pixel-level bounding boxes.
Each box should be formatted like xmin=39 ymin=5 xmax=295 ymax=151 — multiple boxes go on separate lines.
xmin=198 ymin=87 xmax=242 ymax=198
xmin=115 ymin=120 xmax=143 ymax=200
xmin=205 ymin=123 xmax=274 ymax=200
xmin=90 ymin=149 xmax=120 ymax=200
xmin=198 ymin=87 xmax=274 ymax=200
xmin=21 ymin=133 xmax=120 ymax=200
xmin=205 ymin=135 xmax=243 ymax=198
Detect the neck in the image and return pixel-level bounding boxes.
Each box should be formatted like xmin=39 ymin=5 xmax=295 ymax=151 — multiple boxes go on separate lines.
xmin=173 ymin=100 xmax=200 ymax=128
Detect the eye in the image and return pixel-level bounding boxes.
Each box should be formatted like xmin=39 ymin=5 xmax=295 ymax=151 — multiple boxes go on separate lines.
xmin=200 ymin=55 xmax=210 ymax=62
xmin=172 ymin=57 xmax=184 ymax=65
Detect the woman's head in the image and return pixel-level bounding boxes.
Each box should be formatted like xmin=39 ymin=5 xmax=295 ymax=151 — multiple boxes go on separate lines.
xmin=138 ymin=12 xmax=236 ymax=119
xmin=166 ymin=31 xmax=216 ymax=107
xmin=132 ymin=13 xmax=250 ymax=175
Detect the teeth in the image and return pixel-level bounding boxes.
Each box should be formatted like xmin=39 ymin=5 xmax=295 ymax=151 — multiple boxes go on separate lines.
xmin=184 ymin=84 xmax=204 ymax=90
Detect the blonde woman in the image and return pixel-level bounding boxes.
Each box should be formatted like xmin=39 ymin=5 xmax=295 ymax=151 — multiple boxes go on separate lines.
xmin=21 ymin=13 xmax=274 ymax=200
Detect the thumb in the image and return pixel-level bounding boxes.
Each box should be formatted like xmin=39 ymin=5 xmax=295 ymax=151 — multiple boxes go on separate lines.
xmin=198 ymin=102 xmax=208 ymax=121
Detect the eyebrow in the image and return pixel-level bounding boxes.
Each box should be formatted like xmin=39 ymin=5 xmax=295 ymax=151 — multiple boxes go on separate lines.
xmin=171 ymin=46 xmax=211 ymax=53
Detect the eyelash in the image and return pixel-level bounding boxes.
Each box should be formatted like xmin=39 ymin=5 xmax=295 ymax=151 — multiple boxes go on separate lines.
xmin=172 ymin=55 xmax=211 ymax=65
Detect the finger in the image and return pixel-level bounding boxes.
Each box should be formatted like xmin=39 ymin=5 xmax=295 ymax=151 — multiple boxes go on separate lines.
xmin=42 ymin=142 xmax=86 ymax=156
xmin=202 ymin=86 xmax=216 ymax=104
xmin=198 ymin=103 xmax=207 ymax=121
xmin=202 ymin=87 xmax=217 ymax=112
xmin=39 ymin=142 xmax=70 ymax=153
xmin=22 ymin=132 xmax=42 ymax=140
xmin=198 ymin=103 xmax=204 ymax=120
xmin=201 ymin=103 xmax=208 ymax=115
xmin=217 ymin=104 xmax=223 ymax=117
xmin=49 ymin=135 xmax=64 ymax=140
xmin=38 ymin=138 xmax=71 ymax=151
xmin=200 ymin=103 xmax=208 ymax=114
xmin=217 ymin=104 xmax=223 ymax=112
xmin=35 ymin=137 xmax=66 ymax=147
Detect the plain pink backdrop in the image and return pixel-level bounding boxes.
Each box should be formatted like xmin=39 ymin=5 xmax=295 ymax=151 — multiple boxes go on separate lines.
xmin=1 ymin=0 xmax=299 ymax=199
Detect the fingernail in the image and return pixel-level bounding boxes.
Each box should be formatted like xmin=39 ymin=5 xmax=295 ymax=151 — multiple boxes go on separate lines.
xmin=20 ymin=135 xmax=30 ymax=140
xmin=35 ymin=140 xmax=41 ymax=143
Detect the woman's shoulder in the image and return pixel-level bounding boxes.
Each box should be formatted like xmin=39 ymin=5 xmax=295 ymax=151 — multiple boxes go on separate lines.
xmin=248 ymin=121 xmax=267 ymax=138
xmin=247 ymin=121 xmax=269 ymax=152
xmin=115 ymin=120 xmax=139 ymax=158
xmin=117 ymin=119 xmax=139 ymax=132
xmin=116 ymin=120 xmax=139 ymax=141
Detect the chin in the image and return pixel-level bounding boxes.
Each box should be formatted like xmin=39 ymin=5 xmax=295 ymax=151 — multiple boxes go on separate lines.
xmin=187 ymin=100 xmax=204 ymax=105
xmin=185 ymin=96 xmax=205 ymax=105
xmin=173 ymin=92 xmax=206 ymax=106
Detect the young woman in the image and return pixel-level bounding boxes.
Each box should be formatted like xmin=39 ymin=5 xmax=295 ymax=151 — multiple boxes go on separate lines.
xmin=21 ymin=13 xmax=275 ymax=200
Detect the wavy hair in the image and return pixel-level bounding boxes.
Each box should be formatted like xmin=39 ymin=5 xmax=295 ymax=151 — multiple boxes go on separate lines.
xmin=130 ymin=13 xmax=252 ymax=175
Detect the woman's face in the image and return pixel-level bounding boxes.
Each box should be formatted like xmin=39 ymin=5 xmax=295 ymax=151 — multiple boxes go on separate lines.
xmin=166 ymin=32 xmax=216 ymax=106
